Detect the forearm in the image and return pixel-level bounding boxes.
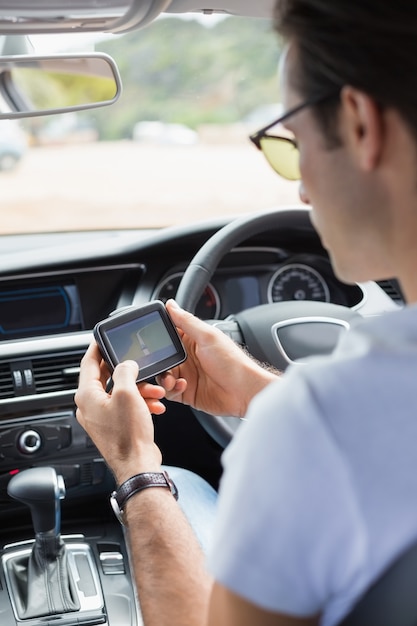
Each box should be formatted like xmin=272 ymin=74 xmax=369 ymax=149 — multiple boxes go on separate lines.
xmin=124 ymin=488 xmax=212 ymax=626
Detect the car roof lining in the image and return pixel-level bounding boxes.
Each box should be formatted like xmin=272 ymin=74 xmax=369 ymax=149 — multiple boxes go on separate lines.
xmin=0 ymin=0 xmax=274 ymax=35
xmin=164 ymin=0 xmax=274 ymax=19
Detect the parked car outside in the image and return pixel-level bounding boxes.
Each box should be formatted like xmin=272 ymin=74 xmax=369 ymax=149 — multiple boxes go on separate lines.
xmin=0 ymin=119 xmax=27 ymax=171
xmin=133 ymin=120 xmax=198 ymax=145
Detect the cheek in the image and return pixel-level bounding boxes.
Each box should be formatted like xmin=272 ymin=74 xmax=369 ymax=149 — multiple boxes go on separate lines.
xmin=298 ymin=147 xmax=320 ymax=209
xmin=298 ymin=140 xmax=317 ymax=192
xmin=297 ymin=127 xmax=332 ymax=197
xmin=298 ymin=181 xmax=310 ymax=204
xmin=299 ymin=140 xmax=342 ymax=213
xmin=300 ymin=161 xmax=337 ymax=240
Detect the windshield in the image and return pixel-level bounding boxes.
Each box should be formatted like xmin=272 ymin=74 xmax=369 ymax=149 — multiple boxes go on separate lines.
xmin=0 ymin=15 xmax=299 ymax=234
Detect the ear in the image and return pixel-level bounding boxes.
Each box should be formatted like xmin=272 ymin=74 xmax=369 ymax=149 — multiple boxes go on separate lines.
xmin=340 ymin=86 xmax=384 ymax=171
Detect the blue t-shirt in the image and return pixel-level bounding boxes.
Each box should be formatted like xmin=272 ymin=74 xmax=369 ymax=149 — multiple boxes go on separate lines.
xmin=208 ymin=305 xmax=417 ymax=625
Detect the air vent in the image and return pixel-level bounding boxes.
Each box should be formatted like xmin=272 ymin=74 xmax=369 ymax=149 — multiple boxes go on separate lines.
xmin=377 ymin=279 xmax=404 ymax=304
xmin=0 ymin=350 xmax=84 ymax=399
xmin=0 ymin=362 xmax=15 ymax=398
xmin=32 ymin=351 xmax=84 ymax=394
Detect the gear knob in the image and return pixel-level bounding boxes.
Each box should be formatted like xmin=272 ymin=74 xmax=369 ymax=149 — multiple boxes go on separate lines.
xmin=7 ymin=467 xmax=65 ymax=536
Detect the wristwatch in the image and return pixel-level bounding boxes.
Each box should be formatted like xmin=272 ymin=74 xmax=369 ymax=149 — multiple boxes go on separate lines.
xmin=110 ymin=470 xmax=179 ymax=524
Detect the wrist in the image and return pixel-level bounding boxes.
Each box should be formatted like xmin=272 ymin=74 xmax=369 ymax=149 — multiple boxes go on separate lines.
xmin=110 ymin=470 xmax=179 ymax=524
xmin=239 ymin=359 xmax=279 ymax=417
xmin=112 ymin=445 xmax=163 ymax=486
xmin=114 ymin=463 xmax=162 ymax=487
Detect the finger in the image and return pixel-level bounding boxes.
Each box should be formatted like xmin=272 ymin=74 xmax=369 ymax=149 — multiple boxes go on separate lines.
xmin=166 ymin=299 xmax=213 ymax=342
xmin=76 ymin=342 xmax=108 ymax=411
xmin=144 ymin=398 xmax=167 ymax=415
xmin=156 ymin=371 xmax=188 ymax=396
xmin=138 ymin=380 xmax=166 ymax=400
xmin=156 ymin=370 xmax=179 ymax=391
xmin=110 ymin=361 xmax=147 ymax=418
xmin=165 ymin=378 xmax=188 ymax=402
xmin=111 ymin=360 xmax=139 ymax=392
xmin=78 ymin=342 xmax=103 ymax=388
xmin=99 ymin=357 xmax=112 ymax=386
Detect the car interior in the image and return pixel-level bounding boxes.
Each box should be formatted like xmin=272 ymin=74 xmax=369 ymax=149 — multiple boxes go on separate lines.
xmin=0 ymin=1 xmax=411 ymax=624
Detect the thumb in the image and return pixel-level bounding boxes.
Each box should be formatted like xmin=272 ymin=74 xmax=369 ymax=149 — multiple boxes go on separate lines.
xmin=166 ymin=299 xmax=209 ymax=339
xmin=112 ymin=360 xmax=139 ymax=391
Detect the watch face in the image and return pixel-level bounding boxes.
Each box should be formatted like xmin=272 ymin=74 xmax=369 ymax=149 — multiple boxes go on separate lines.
xmin=164 ymin=471 xmax=179 ymax=500
xmin=110 ymin=492 xmax=125 ymax=525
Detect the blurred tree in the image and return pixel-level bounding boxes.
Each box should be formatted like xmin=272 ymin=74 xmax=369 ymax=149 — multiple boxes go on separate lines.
xmin=91 ymin=16 xmax=282 ymax=140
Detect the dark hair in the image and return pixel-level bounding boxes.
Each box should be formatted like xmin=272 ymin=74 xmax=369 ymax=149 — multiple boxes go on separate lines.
xmin=273 ymin=0 xmax=417 ymax=144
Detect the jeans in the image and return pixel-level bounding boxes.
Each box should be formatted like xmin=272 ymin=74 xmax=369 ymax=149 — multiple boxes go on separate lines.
xmin=164 ymin=466 xmax=218 ymax=555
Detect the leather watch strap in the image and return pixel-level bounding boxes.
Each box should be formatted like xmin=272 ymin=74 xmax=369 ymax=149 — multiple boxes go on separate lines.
xmin=110 ymin=471 xmax=179 ymax=524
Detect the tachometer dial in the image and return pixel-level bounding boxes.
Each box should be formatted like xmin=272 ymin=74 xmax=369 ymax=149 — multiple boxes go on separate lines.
xmin=153 ymin=272 xmax=220 ymax=319
xmin=267 ymin=263 xmax=330 ymax=303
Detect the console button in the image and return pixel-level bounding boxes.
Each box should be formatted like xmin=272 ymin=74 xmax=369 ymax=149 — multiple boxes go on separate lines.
xmin=18 ymin=430 xmax=42 ymax=454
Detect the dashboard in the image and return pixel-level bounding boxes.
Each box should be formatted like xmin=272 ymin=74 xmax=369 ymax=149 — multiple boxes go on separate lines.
xmin=152 ymin=248 xmax=365 ymax=319
xmin=0 ymin=249 xmax=363 ymax=346
xmin=0 ymin=208 xmax=403 ymax=529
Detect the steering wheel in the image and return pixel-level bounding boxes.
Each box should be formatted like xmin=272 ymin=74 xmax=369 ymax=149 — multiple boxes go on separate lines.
xmin=175 ymin=206 xmax=360 ymax=448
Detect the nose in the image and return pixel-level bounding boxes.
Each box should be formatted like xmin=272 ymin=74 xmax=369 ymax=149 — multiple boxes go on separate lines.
xmin=298 ymin=181 xmax=310 ymax=204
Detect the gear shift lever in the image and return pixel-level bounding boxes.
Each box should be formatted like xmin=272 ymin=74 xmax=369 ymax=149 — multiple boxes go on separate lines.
xmin=8 ymin=466 xmax=65 ymax=536
xmin=5 ymin=466 xmax=80 ymax=619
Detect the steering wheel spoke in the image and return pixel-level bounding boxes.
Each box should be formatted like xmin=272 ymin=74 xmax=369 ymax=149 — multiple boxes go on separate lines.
xmin=206 ymin=319 xmax=244 ymax=345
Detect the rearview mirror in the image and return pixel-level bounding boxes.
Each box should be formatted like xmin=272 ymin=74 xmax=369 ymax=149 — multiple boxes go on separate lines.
xmin=0 ymin=53 xmax=121 ymax=118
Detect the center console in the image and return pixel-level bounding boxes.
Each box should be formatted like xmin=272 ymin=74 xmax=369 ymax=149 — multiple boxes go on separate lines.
xmin=0 ymin=467 xmax=141 ymax=626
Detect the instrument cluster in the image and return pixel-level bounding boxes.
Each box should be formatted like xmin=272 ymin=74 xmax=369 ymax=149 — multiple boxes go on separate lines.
xmin=153 ymin=251 xmax=365 ymax=319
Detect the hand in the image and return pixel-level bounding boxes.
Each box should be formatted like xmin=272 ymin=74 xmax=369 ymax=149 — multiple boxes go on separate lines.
xmin=75 ymin=342 xmax=165 ymax=484
xmin=157 ymin=300 xmax=278 ymax=418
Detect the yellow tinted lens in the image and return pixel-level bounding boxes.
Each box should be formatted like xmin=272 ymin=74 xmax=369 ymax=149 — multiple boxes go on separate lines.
xmin=259 ymin=136 xmax=300 ymax=180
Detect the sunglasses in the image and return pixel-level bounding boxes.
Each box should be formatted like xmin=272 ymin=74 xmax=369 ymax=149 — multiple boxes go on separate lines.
xmin=249 ymin=92 xmax=339 ymax=181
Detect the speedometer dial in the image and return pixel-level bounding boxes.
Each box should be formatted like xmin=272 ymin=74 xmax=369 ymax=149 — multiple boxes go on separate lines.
xmin=153 ymin=272 xmax=220 ymax=319
xmin=267 ymin=263 xmax=330 ymax=303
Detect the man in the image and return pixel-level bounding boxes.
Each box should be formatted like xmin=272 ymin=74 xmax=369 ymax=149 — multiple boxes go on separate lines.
xmin=75 ymin=1 xmax=417 ymax=624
